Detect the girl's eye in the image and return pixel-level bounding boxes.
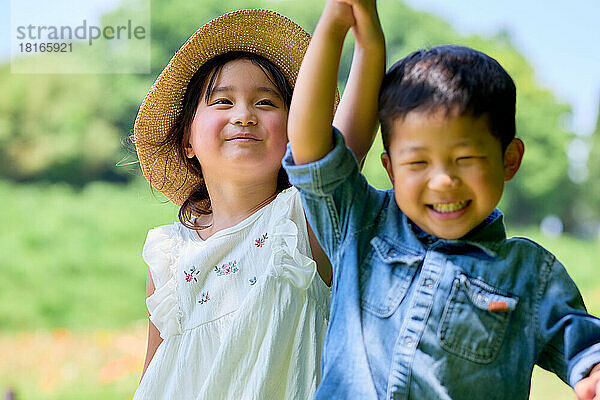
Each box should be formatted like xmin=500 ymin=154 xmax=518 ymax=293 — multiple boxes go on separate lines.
xmin=210 ymin=99 xmax=232 ymax=106
xmin=256 ymin=99 xmax=276 ymax=106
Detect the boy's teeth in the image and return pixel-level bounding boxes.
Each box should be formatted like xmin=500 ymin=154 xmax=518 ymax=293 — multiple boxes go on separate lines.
xmin=431 ymin=201 xmax=469 ymax=213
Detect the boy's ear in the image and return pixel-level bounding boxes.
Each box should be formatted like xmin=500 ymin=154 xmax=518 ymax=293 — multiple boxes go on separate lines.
xmin=503 ymin=138 xmax=524 ymax=181
xmin=380 ymin=152 xmax=395 ymax=185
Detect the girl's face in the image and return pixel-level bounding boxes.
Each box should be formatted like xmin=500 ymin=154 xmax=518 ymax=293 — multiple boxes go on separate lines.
xmin=185 ymin=59 xmax=289 ymax=185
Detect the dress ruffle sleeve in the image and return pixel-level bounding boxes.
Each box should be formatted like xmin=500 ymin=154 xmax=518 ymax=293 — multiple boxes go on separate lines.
xmin=142 ymin=224 xmax=184 ymax=339
xmin=269 ymin=189 xmax=317 ymax=290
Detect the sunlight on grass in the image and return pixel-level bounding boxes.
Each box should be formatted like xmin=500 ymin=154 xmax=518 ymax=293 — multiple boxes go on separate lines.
xmin=530 ymin=367 xmax=576 ymax=400
xmin=1 ymin=178 xmax=599 ymax=399
xmin=0 ymin=179 xmax=178 ymax=332
xmin=0 ymin=323 xmax=146 ymax=400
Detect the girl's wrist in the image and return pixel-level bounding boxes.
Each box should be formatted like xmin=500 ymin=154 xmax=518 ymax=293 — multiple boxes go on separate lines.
xmin=353 ymin=34 xmax=385 ymax=54
xmin=351 ymin=18 xmax=384 ymax=50
xmin=589 ymin=363 xmax=600 ymax=376
xmin=319 ymin=1 xmax=353 ymax=36
xmin=315 ymin=19 xmax=350 ymax=43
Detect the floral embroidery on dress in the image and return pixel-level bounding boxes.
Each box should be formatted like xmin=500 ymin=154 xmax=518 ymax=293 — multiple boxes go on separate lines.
xmin=255 ymin=233 xmax=268 ymax=247
xmin=249 ymin=276 xmax=257 ymax=286
xmin=214 ymin=261 xmax=239 ymax=276
xmin=198 ymin=291 xmax=210 ymax=304
xmin=184 ymin=266 xmax=200 ymax=282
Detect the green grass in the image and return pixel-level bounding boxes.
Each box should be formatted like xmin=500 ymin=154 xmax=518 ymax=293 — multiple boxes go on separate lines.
xmin=0 ymin=178 xmax=178 ymax=332
xmin=1 ymin=177 xmax=598 ymax=331
xmin=1 ymin=179 xmax=598 ymax=399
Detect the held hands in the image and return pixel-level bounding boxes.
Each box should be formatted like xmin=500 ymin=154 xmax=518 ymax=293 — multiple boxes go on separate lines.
xmin=320 ymin=0 xmax=383 ymax=48
xmin=336 ymin=0 xmax=384 ymax=49
xmin=575 ymin=364 xmax=600 ymax=400
xmin=320 ymin=0 xmax=355 ymax=37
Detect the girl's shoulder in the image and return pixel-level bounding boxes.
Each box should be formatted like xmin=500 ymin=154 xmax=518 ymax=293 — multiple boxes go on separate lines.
xmin=144 ymin=221 xmax=189 ymax=250
xmin=266 ymin=186 xmax=306 ymax=231
xmin=142 ymin=222 xmax=190 ymax=288
xmin=271 ymin=186 xmax=302 ymax=215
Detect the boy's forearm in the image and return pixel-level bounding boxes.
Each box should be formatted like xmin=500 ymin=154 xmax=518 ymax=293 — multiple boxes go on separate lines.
xmin=333 ymin=34 xmax=385 ymax=163
xmin=288 ymin=5 xmax=350 ymax=165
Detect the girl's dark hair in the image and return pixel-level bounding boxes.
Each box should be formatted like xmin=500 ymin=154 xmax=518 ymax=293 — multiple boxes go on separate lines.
xmin=163 ymin=51 xmax=293 ymax=230
xmin=379 ymin=45 xmax=516 ymax=154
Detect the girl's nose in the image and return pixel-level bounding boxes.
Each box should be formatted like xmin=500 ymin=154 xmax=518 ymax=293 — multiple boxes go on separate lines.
xmin=231 ymin=107 xmax=257 ymax=126
xmin=428 ymin=168 xmax=460 ymax=191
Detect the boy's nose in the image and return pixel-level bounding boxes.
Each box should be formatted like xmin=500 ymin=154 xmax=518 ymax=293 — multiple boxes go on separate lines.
xmin=428 ymin=169 xmax=460 ymax=190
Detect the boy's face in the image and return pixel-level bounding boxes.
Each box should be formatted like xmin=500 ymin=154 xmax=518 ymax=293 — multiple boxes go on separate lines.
xmin=381 ymin=109 xmax=523 ymax=240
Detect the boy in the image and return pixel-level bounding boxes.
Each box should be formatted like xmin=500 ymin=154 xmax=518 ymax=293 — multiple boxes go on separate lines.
xmin=283 ymin=0 xmax=600 ymax=399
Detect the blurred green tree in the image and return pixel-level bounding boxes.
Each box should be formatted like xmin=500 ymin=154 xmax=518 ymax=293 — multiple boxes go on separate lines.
xmin=0 ymin=0 xmax=586 ymax=230
xmin=583 ymin=100 xmax=600 ymax=229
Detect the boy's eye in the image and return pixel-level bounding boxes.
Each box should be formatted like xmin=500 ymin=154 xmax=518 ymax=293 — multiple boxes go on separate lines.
xmin=457 ymin=156 xmax=485 ymax=164
xmin=402 ymin=161 xmax=428 ymax=170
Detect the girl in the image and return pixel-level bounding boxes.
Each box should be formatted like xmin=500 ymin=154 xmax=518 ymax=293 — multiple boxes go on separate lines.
xmin=133 ymin=7 xmax=384 ymax=399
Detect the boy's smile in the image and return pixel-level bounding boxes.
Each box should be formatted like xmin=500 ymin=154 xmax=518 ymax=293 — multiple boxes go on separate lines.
xmin=381 ymin=110 xmax=523 ymax=240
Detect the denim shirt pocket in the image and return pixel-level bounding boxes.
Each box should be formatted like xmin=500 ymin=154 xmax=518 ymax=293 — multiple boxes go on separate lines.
xmin=438 ymin=271 xmax=519 ymax=363
xmin=359 ymin=237 xmax=422 ymax=318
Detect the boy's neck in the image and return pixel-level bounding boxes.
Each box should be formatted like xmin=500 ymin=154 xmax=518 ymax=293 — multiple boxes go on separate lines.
xmin=407 ymin=209 xmax=505 ymax=246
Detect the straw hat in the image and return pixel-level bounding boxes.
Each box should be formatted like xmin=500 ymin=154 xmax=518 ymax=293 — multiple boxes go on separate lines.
xmin=134 ymin=9 xmax=315 ymax=206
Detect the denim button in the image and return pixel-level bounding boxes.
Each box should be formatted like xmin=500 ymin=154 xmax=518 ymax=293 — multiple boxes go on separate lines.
xmin=423 ymin=278 xmax=434 ymax=288
xmin=477 ymin=293 xmax=489 ymax=303
xmin=404 ymin=336 xmax=414 ymax=347
xmin=392 ymin=392 xmax=402 ymax=400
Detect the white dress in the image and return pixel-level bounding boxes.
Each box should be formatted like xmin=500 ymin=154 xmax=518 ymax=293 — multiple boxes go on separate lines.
xmin=133 ymin=187 xmax=330 ymax=400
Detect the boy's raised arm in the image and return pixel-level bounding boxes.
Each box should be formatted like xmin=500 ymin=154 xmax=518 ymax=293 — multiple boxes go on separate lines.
xmin=288 ymin=0 xmax=385 ymax=165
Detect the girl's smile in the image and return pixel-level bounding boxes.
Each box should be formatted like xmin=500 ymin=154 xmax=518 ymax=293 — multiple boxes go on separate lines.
xmin=225 ymin=133 xmax=262 ymax=142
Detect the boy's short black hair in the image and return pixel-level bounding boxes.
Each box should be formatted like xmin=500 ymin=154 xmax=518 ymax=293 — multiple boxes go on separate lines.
xmin=378 ymin=45 xmax=516 ymax=153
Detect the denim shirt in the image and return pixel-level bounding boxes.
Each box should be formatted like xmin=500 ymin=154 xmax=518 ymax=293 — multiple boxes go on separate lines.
xmin=282 ymin=129 xmax=600 ymax=400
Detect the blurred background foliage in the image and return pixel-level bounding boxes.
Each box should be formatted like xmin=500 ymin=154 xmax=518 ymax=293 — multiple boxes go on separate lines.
xmin=1 ymin=0 xmax=598 ymax=233
xmin=1 ymin=0 xmax=599 ymax=397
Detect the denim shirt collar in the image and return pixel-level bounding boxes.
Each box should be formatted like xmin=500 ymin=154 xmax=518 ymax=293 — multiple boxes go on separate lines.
xmin=372 ymin=199 xmax=506 ymax=262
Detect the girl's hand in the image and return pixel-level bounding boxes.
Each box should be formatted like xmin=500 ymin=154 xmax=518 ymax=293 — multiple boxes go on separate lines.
xmin=320 ymin=0 xmax=355 ymax=37
xmin=575 ymin=364 xmax=600 ymax=400
xmin=337 ymin=0 xmax=384 ymax=49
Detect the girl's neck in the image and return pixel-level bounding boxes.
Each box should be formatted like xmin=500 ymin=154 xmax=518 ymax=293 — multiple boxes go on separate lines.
xmin=196 ymin=177 xmax=280 ymax=240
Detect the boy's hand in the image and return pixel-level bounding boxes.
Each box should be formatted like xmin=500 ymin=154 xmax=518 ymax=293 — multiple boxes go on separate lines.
xmin=575 ymin=364 xmax=600 ymax=400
